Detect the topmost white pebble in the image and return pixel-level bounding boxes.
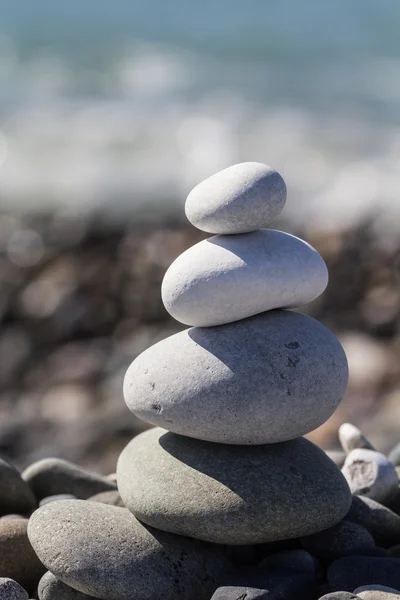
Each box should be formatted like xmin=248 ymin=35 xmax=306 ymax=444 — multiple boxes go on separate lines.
xmin=185 ymin=162 xmax=287 ymax=234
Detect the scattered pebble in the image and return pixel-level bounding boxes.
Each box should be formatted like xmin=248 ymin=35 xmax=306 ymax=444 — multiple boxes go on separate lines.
xmin=301 ymin=520 xmax=376 ymax=562
xmin=318 ymin=594 xmax=360 ymax=600
xmin=354 ymin=584 xmax=400 ymax=599
xmin=39 ymin=494 xmax=77 ymax=507
xmin=345 ymin=495 xmax=400 ymax=547
xmin=87 ymin=490 xmax=124 ymax=506
xmin=22 ymin=458 xmax=116 ymax=501
xmin=0 ymin=578 xmax=28 ymax=600
xmin=0 ymin=459 xmax=36 ymax=517
xmin=328 ymin=556 xmax=400 ymax=592
xmin=339 ymin=423 xmax=375 ymax=454
xmin=342 ymin=449 xmax=399 ymax=505
xmin=38 ymin=571 xmax=97 ymax=600
xmin=388 ymin=443 xmax=400 ymax=467
xmin=210 ymin=588 xmax=270 ymax=600
xmin=0 ymin=518 xmax=45 ymax=594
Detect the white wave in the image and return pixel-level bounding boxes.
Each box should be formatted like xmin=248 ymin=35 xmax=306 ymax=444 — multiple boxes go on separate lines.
xmin=0 ymin=42 xmax=399 ymax=233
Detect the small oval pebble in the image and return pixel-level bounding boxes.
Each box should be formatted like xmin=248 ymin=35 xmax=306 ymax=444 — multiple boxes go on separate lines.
xmin=328 ymin=557 xmax=400 ymax=592
xmin=210 ymin=588 xmax=269 ymax=600
xmin=301 ymin=520 xmax=376 ymax=562
xmin=319 ymin=594 xmax=360 ymax=600
xmin=339 ymin=423 xmax=375 ymax=454
xmin=124 ymin=310 xmax=348 ymax=445
xmin=0 ymin=518 xmax=45 ymax=593
xmin=342 ymin=449 xmax=398 ymax=505
xmin=0 ymin=459 xmax=36 ymax=517
xmin=38 ymin=572 xmax=97 ymax=600
xmin=185 ymin=162 xmax=287 ymax=235
xmin=388 ymin=443 xmax=400 ymax=467
xmin=162 ymin=229 xmax=328 ymax=327
xmin=345 ymin=495 xmax=400 ymax=547
xmin=0 ymin=578 xmax=28 ymax=600
xmin=39 ymin=494 xmax=77 ymax=507
xmin=355 ymin=585 xmax=400 ymax=599
xmin=28 ymin=500 xmax=232 ymax=600
xmin=22 ymin=458 xmax=116 ymax=501
xmin=117 ymin=428 xmax=351 ymax=545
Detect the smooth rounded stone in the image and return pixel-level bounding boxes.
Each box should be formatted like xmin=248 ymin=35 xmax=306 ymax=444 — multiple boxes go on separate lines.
xmin=327 ymin=557 xmax=400 ymax=592
xmin=301 ymin=520 xmax=376 ymax=562
xmin=0 ymin=578 xmax=28 ymax=600
xmin=339 ymin=423 xmax=375 ymax=454
xmin=0 ymin=459 xmax=36 ymax=517
xmin=38 ymin=572 xmax=97 ymax=600
xmin=117 ymin=428 xmax=352 ymax=545
xmin=388 ymin=443 xmax=400 ymax=467
xmin=0 ymin=518 xmax=45 ymax=593
xmin=0 ymin=514 xmax=26 ymax=521
xmin=124 ymin=311 xmax=348 ymax=445
xmin=87 ymin=490 xmax=124 ymax=506
xmin=161 ymin=229 xmax=328 ymax=327
xmin=39 ymin=494 xmax=77 ymax=507
xmin=28 ymin=500 xmax=232 ymax=600
xmin=185 ymin=162 xmax=287 ymax=235
xmin=355 ymin=585 xmax=400 ymax=599
xmin=345 ymin=496 xmax=400 ymax=547
xmin=342 ymin=450 xmax=398 ymax=505
xmin=319 ymin=595 xmax=360 ymax=600
xmin=326 ymin=450 xmax=347 ymax=469
xmin=210 ymin=588 xmax=270 ymax=600
xmin=258 ymin=550 xmax=315 ymax=574
xmin=222 ymin=564 xmax=315 ymax=600
xmin=22 ymin=458 xmax=116 ymax=501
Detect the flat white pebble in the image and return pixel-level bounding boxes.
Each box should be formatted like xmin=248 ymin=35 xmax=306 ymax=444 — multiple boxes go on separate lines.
xmin=342 ymin=449 xmax=399 ymax=505
xmin=162 ymin=229 xmax=328 ymax=327
xmin=185 ymin=162 xmax=287 ymax=234
xmin=339 ymin=423 xmax=375 ymax=454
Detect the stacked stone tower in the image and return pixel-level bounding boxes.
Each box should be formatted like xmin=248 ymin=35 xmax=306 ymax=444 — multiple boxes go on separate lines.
xmin=117 ymin=162 xmax=352 ymax=545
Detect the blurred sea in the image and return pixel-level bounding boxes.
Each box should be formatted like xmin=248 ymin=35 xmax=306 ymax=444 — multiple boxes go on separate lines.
xmin=1 ymin=1 xmax=400 ymax=230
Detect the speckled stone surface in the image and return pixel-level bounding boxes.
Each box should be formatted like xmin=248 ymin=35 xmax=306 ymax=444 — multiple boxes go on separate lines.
xmin=185 ymin=162 xmax=286 ymax=235
xmin=117 ymin=428 xmax=352 ymax=545
xmin=22 ymin=458 xmax=116 ymax=501
xmin=28 ymin=500 xmax=232 ymax=600
xmin=0 ymin=578 xmax=28 ymax=600
xmin=124 ymin=310 xmax=348 ymax=445
xmin=342 ymin=449 xmax=398 ymax=505
xmin=355 ymin=585 xmax=400 ymax=599
xmin=161 ymin=229 xmax=328 ymax=327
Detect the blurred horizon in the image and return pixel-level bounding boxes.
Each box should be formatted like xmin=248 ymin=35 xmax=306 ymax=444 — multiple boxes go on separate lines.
xmin=0 ymin=1 xmax=400 ymax=233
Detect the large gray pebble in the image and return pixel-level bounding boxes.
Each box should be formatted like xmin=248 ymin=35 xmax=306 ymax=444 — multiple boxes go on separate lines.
xmin=28 ymin=500 xmax=232 ymax=600
xmin=22 ymin=458 xmax=116 ymax=501
xmin=0 ymin=578 xmax=28 ymax=600
xmin=185 ymin=162 xmax=286 ymax=235
xmin=161 ymin=229 xmax=328 ymax=327
xmin=339 ymin=423 xmax=375 ymax=454
xmin=345 ymin=495 xmax=400 ymax=547
xmin=342 ymin=450 xmax=398 ymax=505
xmin=328 ymin=557 xmax=400 ymax=592
xmin=38 ymin=572 xmax=97 ymax=600
xmin=0 ymin=459 xmax=36 ymax=517
xmin=301 ymin=520 xmax=376 ymax=561
xmin=117 ymin=428 xmax=352 ymax=545
xmin=124 ymin=310 xmax=348 ymax=445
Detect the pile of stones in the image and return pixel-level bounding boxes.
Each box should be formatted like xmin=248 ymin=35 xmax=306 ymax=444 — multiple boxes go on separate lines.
xmin=0 ymin=163 xmax=400 ymax=600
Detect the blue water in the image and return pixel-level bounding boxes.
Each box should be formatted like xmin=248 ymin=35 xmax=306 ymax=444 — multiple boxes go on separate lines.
xmin=0 ymin=1 xmax=399 ymax=229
